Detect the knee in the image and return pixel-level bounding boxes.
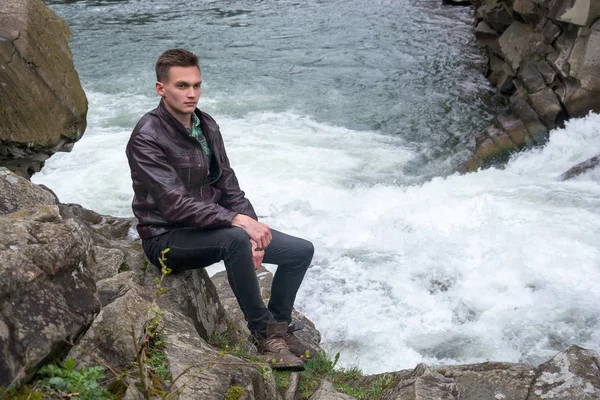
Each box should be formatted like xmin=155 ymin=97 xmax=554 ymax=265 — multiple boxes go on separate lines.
xmin=226 ymin=227 xmax=251 ymax=251
xmin=298 ymin=239 xmax=314 ymax=264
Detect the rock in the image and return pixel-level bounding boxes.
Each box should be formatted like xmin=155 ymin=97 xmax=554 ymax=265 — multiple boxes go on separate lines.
xmin=156 ymin=267 xmax=229 ymax=342
xmin=535 ymin=59 xmax=557 ymax=84
xmin=161 ymin=308 xmax=277 ymax=400
xmin=440 ymin=362 xmax=538 ymax=400
xmin=68 ymin=280 xmax=153 ymax=370
xmin=569 ymin=28 xmax=600 ymax=91
xmin=517 ymin=63 xmax=547 ymax=92
xmin=499 ymin=22 xmax=535 ymax=70
xmin=308 ymin=380 xmax=356 ymax=400
xmin=488 ymin=53 xmax=516 ymax=93
xmin=549 ymin=0 xmax=600 ymax=27
xmin=560 ymin=154 xmax=600 ymax=180
xmin=379 ymin=363 xmax=461 ymax=400
xmin=0 ymin=0 xmax=87 ymax=178
xmin=513 ymin=0 xmax=536 ymax=18
xmin=541 ymin=19 xmax=562 ymax=44
xmin=211 ymin=266 xmax=322 ymax=355
xmin=0 ymin=204 xmax=100 ymax=386
xmin=0 ymin=167 xmax=57 ymax=214
xmin=91 ymin=246 xmax=126 ymax=281
xmin=496 ymin=109 xmax=535 ymax=148
xmin=547 ymin=27 xmax=579 ymax=78
xmin=528 ymin=87 xmax=565 ymax=128
xmin=563 ymin=86 xmax=600 ymax=117
xmin=527 ymin=345 xmax=600 ymax=399
xmin=510 ymin=99 xmax=549 ymax=144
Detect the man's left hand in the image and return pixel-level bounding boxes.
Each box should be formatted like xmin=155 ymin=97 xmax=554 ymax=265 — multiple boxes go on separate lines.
xmin=249 ymin=239 xmax=264 ymax=270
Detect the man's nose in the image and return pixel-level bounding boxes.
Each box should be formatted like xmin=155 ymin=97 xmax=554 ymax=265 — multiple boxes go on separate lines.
xmin=186 ymin=87 xmax=196 ymax=97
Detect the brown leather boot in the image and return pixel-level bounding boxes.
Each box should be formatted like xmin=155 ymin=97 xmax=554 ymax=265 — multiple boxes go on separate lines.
xmin=254 ymin=322 xmax=305 ymax=371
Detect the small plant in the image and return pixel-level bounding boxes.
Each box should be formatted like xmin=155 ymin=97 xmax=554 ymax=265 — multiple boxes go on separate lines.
xmin=224 ymin=385 xmax=245 ymax=400
xmin=37 ymin=357 xmax=111 ymax=400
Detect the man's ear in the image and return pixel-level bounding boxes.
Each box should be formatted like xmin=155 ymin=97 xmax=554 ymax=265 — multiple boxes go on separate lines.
xmin=156 ymin=81 xmax=165 ymax=97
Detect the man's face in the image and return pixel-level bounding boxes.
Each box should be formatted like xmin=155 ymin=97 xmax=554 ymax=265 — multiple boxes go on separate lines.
xmin=155 ymin=66 xmax=202 ymax=118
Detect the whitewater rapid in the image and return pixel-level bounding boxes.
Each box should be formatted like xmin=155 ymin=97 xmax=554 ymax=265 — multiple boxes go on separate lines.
xmin=33 ymin=88 xmax=600 ymax=373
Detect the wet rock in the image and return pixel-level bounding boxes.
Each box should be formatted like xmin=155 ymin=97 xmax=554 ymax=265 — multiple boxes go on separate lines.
xmin=499 ymin=22 xmax=536 ymax=71
xmin=0 ymin=0 xmax=87 ymax=178
xmin=569 ymin=29 xmax=600 ymax=91
xmin=529 ymin=87 xmax=565 ymax=128
xmin=527 ymin=345 xmax=600 ymax=399
xmin=560 ymin=154 xmax=600 ymax=180
xmin=440 ymin=362 xmax=538 ymax=400
xmin=517 ymin=63 xmax=547 ymax=93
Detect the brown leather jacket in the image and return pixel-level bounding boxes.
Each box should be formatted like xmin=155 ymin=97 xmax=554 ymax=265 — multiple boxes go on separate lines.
xmin=126 ymin=100 xmax=257 ymax=239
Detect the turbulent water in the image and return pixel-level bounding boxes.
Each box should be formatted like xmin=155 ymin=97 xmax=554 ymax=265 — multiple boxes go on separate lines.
xmin=36 ymin=0 xmax=600 ymax=374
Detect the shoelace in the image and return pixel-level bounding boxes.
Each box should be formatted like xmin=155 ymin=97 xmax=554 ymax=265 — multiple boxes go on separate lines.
xmin=264 ymin=338 xmax=288 ymax=352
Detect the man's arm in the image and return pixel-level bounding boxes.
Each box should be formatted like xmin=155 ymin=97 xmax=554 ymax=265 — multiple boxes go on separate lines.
xmin=127 ymin=132 xmax=238 ymax=228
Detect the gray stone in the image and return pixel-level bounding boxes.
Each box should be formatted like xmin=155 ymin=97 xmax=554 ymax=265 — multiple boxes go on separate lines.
xmin=68 ymin=282 xmax=153 ymax=369
xmin=488 ymin=53 xmax=516 ymax=93
xmin=476 ymin=21 xmax=501 ymax=54
xmin=0 ymin=0 xmax=87 ymax=178
xmin=0 ymin=167 xmax=57 ymax=215
xmin=0 ymin=204 xmax=100 ymax=386
xmin=380 ymin=363 xmax=461 ymax=400
xmin=308 ymin=380 xmax=356 ymax=400
xmin=560 ymin=154 xmax=600 ymax=180
xmin=517 ymin=63 xmax=547 ymax=92
xmin=542 ymin=19 xmax=562 ymax=44
xmin=514 ymin=0 xmax=536 ymax=17
xmin=156 ymin=267 xmax=228 ymax=342
xmin=527 ymin=345 xmax=600 ymax=399
xmin=529 ymin=87 xmax=565 ymax=128
xmin=564 ymin=86 xmax=600 ymax=117
xmin=569 ymin=29 xmax=600 ymax=91
xmin=548 ymin=26 xmax=579 ymax=78
xmin=161 ymin=309 xmax=277 ymax=400
xmin=91 ymin=246 xmax=125 ymax=281
xmin=441 ymin=362 xmax=538 ymax=400
xmin=536 ymin=59 xmax=557 ymax=83
xmin=549 ymin=0 xmax=600 ymax=27
xmin=511 ymin=99 xmax=549 ymax=144
xmin=496 ymin=110 xmax=535 ymax=148
xmin=499 ymin=22 xmax=535 ymax=70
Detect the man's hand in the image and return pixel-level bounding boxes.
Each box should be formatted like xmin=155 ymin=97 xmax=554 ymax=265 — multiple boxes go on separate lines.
xmin=231 ymin=214 xmax=272 ymax=250
xmin=249 ymin=239 xmax=264 ymax=270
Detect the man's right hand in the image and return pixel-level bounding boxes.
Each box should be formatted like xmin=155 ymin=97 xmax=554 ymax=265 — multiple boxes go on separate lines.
xmin=231 ymin=214 xmax=272 ymax=250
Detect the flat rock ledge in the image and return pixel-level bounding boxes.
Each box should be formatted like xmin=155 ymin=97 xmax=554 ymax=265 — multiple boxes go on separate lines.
xmin=2 ymin=168 xmax=600 ymax=399
xmin=466 ymin=0 xmax=600 ymax=170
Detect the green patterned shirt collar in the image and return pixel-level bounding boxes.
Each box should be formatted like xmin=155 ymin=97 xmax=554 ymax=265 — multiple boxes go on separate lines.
xmin=190 ymin=112 xmax=202 ymax=139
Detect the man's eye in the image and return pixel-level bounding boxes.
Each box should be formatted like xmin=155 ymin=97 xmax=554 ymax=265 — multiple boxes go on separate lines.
xmin=194 ymin=84 xmax=201 ymax=88
xmin=177 ymin=84 xmax=186 ymax=89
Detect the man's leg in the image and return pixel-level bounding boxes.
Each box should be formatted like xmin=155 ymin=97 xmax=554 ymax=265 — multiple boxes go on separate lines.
xmin=143 ymin=226 xmax=274 ymax=336
xmin=263 ymin=229 xmax=314 ymax=324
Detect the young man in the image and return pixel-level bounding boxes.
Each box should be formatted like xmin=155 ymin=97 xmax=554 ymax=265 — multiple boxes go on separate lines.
xmin=126 ymin=49 xmax=315 ymax=370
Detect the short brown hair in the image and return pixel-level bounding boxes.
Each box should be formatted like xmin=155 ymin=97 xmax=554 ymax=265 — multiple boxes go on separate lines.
xmin=155 ymin=49 xmax=199 ymax=82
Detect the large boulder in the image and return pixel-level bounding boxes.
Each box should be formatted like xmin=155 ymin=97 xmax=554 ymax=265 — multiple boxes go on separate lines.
xmin=0 ymin=0 xmax=87 ymax=178
xmin=0 ymin=175 xmax=101 ymax=386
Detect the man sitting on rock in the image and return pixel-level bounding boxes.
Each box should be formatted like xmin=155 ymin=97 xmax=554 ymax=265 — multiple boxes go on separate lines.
xmin=126 ymin=48 xmax=316 ymax=371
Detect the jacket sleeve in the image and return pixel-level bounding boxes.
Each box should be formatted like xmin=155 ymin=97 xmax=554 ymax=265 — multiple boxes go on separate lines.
xmin=127 ymin=132 xmax=238 ymax=228
xmin=213 ymin=130 xmax=258 ymax=220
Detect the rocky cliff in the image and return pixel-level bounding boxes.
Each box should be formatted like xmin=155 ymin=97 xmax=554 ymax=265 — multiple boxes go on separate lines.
xmin=466 ymin=0 xmax=600 ymax=170
xmin=0 ymin=0 xmax=87 ymax=178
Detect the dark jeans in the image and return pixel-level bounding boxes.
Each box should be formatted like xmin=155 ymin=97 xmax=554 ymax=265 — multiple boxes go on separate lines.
xmin=142 ymin=226 xmax=314 ymax=337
